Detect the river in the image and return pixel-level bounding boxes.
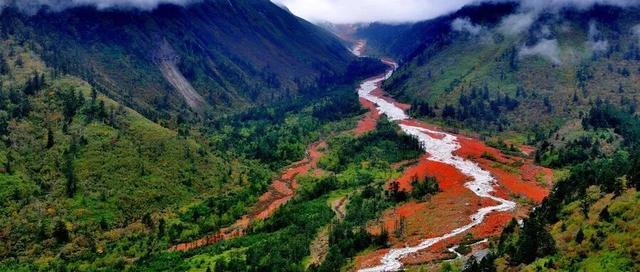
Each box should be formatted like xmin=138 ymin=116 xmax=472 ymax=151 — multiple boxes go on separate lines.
xmin=355 ymin=54 xmax=516 ymax=272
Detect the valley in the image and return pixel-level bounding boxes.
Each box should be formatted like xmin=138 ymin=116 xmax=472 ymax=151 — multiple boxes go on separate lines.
xmin=350 ymin=47 xmax=551 ymax=271
xmin=169 ymin=140 xmax=327 ymax=252
xmin=158 ymin=40 xmax=554 ymax=271
xmin=1 ymin=1 xmax=640 ymax=271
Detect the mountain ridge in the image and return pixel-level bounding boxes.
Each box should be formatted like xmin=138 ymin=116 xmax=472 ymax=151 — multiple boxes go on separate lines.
xmin=0 ymin=0 xmax=361 ymax=119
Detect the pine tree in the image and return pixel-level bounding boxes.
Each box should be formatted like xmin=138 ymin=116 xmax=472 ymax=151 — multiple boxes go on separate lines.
xmin=0 ymin=55 xmax=9 ymax=75
xmin=53 ymin=220 xmax=70 ymax=243
xmin=5 ymin=151 xmax=13 ymax=174
xmin=91 ymin=87 xmax=97 ymax=103
xmin=575 ymin=228 xmax=584 ymax=244
xmin=64 ymin=149 xmax=77 ymax=198
xmin=158 ymin=218 xmax=166 ymax=238
xmin=46 ymin=127 xmax=55 ymax=149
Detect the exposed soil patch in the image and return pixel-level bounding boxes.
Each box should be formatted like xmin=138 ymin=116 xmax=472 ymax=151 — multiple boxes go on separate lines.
xmin=308 ymin=226 xmax=330 ymax=268
xmin=156 ymin=41 xmax=206 ymax=110
xmin=354 ymin=98 xmax=381 ymax=135
xmin=332 ymin=196 xmax=349 ymax=221
xmin=351 ymin=40 xmax=367 ymax=56
xmin=169 ymin=141 xmax=326 ymax=252
xmin=353 ymin=57 xmax=553 ymax=271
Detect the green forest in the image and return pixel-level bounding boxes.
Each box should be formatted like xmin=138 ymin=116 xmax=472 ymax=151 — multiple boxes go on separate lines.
xmin=2 ymin=0 xmax=640 ymax=271
xmin=0 ymin=38 xmax=384 ymax=271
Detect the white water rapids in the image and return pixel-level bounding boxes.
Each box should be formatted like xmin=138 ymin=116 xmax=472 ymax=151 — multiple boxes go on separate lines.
xmin=356 ymin=61 xmax=516 ymax=272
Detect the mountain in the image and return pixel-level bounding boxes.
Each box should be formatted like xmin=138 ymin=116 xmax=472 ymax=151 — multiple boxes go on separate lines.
xmin=354 ymin=3 xmax=517 ymax=61
xmin=354 ymin=2 xmax=640 ymax=271
xmin=0 ymin=0 xmax=361 ymax=119
xmin=356 ymin=3 xmax=640 ymax=133
xmin=0 ymin=24 xmax=380 ymax=270
xmin=2 ymin=0 xmax=640 ymax=271
xmin=0 ymin=1 xmax=389 ymax=270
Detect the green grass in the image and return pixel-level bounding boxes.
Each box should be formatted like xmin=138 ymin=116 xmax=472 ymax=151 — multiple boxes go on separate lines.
xmin=521 ymin=189 xmax=640 ymax=272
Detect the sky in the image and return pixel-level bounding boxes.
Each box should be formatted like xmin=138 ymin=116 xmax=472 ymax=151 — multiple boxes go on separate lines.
xmin=272 ymin=0 xmax=640 ymax=24
xmin=271 ymin=0 xmax=478 ymax=24
xmin=3 ymin=0 xmax=640 ymax=22
xmin=0 ymin=0 xmax=200 ymax=12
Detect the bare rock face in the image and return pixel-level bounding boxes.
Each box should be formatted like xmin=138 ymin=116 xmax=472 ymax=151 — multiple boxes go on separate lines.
xmin=155 ymin=40 xmax=206 ymax=110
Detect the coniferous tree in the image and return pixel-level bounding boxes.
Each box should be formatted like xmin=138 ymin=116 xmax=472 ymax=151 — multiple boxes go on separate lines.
xmin=53 ymin=220 xmax=69 ymax=243
xmin=0 ymin=55 xmax=9 ymax=75
xmin=575 ymin=228 xmax=584 ymax=244
xmin=46 ymin=127 xmax=54 ymax=149
xmin=512 ymin=216 xmax=556 ymax=264
xmin=63 ymin=149 xmax=77 ymax=198
xmin=5 ymin=151 xmax=13 ymax=174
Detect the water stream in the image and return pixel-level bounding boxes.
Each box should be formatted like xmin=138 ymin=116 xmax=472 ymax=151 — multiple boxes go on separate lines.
xmin=356 ymin=59 xmax=516 ymax=272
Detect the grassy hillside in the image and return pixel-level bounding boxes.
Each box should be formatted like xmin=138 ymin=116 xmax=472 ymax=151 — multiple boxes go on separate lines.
xmin=0 ymin=40 xmax=273 ymax=270
xmin=354 ymin=3 xmax=640 ymax=270
xmin=0 ymin=35 xmax=378 ymax=270
xmin=358 ymin=3 xmax=640 ymax=136
xmin=0 ymin=0 xmax=360 ymax=120
xmin=471 ymin=102 xmax=640 ymax=272
xmin=133 ymin=118 xmax=424 ymax=271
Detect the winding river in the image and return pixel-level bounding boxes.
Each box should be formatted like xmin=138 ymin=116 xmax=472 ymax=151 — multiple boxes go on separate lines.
xmin=355 ymin=52 xmax=516 ymax=272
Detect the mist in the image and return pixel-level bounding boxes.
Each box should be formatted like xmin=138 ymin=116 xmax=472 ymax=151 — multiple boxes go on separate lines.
xmin=587 ymin=21 xmax=609 ymax=53
xmin=519 ymin=38 xmax=562 ymax=64
xmin=273 ymin=0 xmax=640 ymax=24
xmin=452 ymin=17 xmax=483 ymax=35
xmin=0 ymin=0 xmax=200 ymax=13
xmin=271 ymin=0 xmax=477 ymax=24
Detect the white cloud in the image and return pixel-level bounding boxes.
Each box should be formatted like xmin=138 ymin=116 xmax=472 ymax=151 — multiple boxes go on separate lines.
xmin=519 ymin=0 xmax=640 ymax=11
xmin=498 ymin=11 xmax=538 ymax=35
xmin=0 ymin=0 xmax=200 ymax=13
xmin=271 ymin=0 xmax=477 ymax=24
xmin=632 ymin=24 xmax=640 ymax=42
xmin=273 ymin=0 xmax=640 ymax=24
xmin=589 ymin=40 xmax=609 ymax=52
xmin=587 ymin=21 xmax=609 ymax=52
xmin=519 ymin=39 xmax=562 ymax=64
xmin=451 ymin=17 xmax=483 ymax=35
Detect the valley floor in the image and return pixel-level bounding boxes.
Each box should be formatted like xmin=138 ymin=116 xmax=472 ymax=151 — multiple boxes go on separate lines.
xmin=169 ymin=141 xmax=327 ymax=252
xmin=164 ymin=44 xmax=554 ymax=271
xmin=350 ymin=56 xmax=552 ymax=271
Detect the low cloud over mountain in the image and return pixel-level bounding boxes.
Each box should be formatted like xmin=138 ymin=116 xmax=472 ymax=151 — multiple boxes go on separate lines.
xmin=273 ymin=0 xmax=640 ymax=24
xmin=0 ymin=0 xmax=200 ymax=13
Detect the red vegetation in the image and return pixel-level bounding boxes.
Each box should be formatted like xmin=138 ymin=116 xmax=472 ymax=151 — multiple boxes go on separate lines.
xmin=454 ymin=136 xmax=552 ymax=202
xmin=454 ymin=136 xmax=506 ymax=163
xmin=356 ymin=73 xmax=554 ymax=269
xmin=354 ymin=98 xmax=381 ymax=135
xmin=471 ymin=212 xmax=513 ymax=238
xmin=169 ymin=141 xmax=326 ymax=252
xmin=392 ymin=155 xmax=469 ymax=192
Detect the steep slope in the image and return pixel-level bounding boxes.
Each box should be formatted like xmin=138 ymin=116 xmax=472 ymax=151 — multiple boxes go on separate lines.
xmin=0 ymin=40 xmax=277 ymax=270
xmin=357 ymin=3 xmax=640 ymax=134
xmin=0 ymin=0 xmax=356 ymax=117
xmin=0 ymin=30 xmax=383 ymax=270
xmin=352 ymin=2 xmax=640 ymax=271
xmin=354 ymin=3 xmax=516 ymax=61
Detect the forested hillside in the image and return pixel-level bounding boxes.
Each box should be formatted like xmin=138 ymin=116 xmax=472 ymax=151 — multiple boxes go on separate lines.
xmin=467 ymin=102 xmax=640 ymax=272
xmin=357 ymin=3 xmax=640 ymax=134
xmin=2 ymin=0 xmax=640 ymax=271
xmin=134 ymin=118 xmax=425 ymax=271
xmin=0 ymin=0 xmax=365 ymax=120
xmin=0 ymin=31 xmax=382 ymax=270
xmin=353 ymin=2 xmax=640 ymax=271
